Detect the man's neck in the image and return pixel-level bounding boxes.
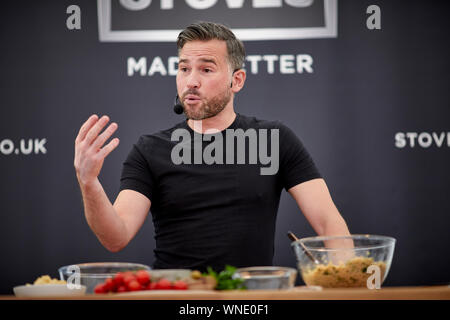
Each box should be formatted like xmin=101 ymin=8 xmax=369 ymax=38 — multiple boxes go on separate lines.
xmin=187 ymin=104 xmax=236 ymax=134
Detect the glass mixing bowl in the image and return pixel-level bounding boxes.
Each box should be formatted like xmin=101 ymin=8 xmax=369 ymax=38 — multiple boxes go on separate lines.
xmin=58 ymin=262 xmax=151 ymax=293
xmin=291 ymin=234 xmax=396 ymax=288
xmin=233 ymin=266 xmax=297 ymax=290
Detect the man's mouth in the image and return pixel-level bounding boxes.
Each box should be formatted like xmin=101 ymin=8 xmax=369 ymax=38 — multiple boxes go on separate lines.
xmin=184 ymin=94 xmax=201 ymax=103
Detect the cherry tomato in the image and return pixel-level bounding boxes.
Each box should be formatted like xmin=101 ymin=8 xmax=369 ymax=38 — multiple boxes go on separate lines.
xmin=103 ymin=278 xmax=115 ymax=292
xmin=156 ymin=278 xmax=172 ymax=290
xmin=172 ymin=280 xmax=188 ymax=290
xmin=136 ymin=270 xmax=151 ymax=285
xmin=123 ymin=274 xmax=136 ymax=287
xmin=94 ymin=283 xmax=107 ymax=294
xmin=147 ymin=282 xmax=158 ymax=290
xmin=127 ymin=280 xmax=141 ymax=291
xmin=113 ymin=272 xmax=125 ymax=287
xmin=122 ymin=271 xmax=134 ymax=277
xmin=116 ymin=285 xmax=127 ymax=293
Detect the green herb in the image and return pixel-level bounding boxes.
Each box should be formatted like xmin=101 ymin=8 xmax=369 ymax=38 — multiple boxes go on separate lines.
xmin=203 ymin=265 xmax=247 ymax=290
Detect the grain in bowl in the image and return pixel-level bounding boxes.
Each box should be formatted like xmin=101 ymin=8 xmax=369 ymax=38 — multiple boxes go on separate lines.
xmin=301 ymin=257 xmax=386 ymax=288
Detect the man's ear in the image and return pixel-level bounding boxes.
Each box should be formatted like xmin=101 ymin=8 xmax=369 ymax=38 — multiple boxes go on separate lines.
xmin=231 ymin=69 xmax=246 ymax=93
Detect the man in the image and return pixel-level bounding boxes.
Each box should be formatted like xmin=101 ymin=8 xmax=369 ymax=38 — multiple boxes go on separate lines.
xmin=74 ymin=22 xmax=350 ymax=272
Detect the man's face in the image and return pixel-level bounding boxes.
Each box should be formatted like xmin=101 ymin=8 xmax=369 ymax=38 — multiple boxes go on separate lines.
xmin=176 ymin=39 xmax=233 ymax=120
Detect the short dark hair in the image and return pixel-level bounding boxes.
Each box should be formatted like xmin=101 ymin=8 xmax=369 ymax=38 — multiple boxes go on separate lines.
xmin=177 ymin=21 xmax=245 ymax=71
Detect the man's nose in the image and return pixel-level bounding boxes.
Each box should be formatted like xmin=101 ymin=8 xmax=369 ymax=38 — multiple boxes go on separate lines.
xmin=186 ymin=71 xmax=201 ymax=89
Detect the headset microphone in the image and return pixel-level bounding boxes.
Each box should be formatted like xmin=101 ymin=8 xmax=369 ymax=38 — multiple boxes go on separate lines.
xmin=173 ymin=95 xmax=184 ymax=114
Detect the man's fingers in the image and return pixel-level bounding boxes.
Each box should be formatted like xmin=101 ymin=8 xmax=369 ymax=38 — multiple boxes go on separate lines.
xmin=92 ymin=122 xmax=118 ymax=150
xmin=84 ymin=115 xmax=110 ymax=145
xmin=98 ymin=138 xmax=120 ymax=159
xmin=76 ymin=114 xmax=98 ymax=144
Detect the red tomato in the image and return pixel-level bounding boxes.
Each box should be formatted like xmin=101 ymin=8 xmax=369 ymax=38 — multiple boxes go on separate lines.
xmin=103 ymin=278 xmax=115 ymax=292
xmin=116 ymin=285 xmax=127 ymax=293
xmin=113 ymin=272 xmax=125 ymax=286
xmin=147 ymin=282 xmax=158 ymax=290
xmin=122 ymin=271 xmax=134 ymax=278
xmin=136 ymin=270 xmax=151 ymax=285
xmin=94 ymin=283 xmax=107 ymax=294
xmin=156 ymin=278 xmax=172 ymax=290
xmin=172 ymin=280 xmax=188 ymax=290
xmin=127 ymin=280 xmax=141 ymax=291
xmin=123 ymin=274 xmax=136 ymax=287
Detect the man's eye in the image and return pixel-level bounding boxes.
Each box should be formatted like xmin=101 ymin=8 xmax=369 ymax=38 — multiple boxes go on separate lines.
xmin=203 ymin=68 xmax=212 ymax=73
xmin=179 ymin=67 xmax=188 ymax=72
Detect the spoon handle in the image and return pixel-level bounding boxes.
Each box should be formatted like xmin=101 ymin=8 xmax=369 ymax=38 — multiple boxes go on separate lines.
xmin=287 ymin=231 xmax=299 ymax=242
xmin=287 ymin=231 xmax=319 ymax=265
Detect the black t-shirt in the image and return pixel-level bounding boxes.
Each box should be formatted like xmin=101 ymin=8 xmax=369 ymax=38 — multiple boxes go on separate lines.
xmin=119 ymin=113 xmax=321 ymax=272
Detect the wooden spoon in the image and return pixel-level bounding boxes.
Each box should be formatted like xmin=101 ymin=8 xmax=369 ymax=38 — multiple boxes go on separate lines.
xmin=287 ymin=231 xmax=320 ymax=265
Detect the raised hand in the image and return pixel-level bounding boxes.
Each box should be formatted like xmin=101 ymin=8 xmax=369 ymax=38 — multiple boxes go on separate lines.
xmin=74 ymin=115 xmax=119 ymax=186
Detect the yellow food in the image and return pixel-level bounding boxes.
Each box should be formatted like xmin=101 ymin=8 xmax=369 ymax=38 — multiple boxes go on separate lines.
xmin=302 ymin=257 xmax=386 ymax=288
xmin=26 ymin=275 xmax=67 ymax=286
xmin=190 ymin=270 xmax=203 ymax=280
xmin=185 ymin=275 xmax=217 ymax=290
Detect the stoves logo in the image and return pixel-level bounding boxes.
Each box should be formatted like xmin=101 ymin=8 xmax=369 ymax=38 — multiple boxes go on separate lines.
xmin=97 ymin=0 xmax=337 ymax=42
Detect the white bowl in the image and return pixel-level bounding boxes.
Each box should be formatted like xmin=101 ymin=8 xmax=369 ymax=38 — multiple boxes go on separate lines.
xmin=13 ymin=284 xmax=86 ymax=298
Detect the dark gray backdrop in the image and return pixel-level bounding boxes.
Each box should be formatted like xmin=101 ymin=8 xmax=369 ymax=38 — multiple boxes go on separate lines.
xmin=1 ymin=0 xmax=449 ymax=294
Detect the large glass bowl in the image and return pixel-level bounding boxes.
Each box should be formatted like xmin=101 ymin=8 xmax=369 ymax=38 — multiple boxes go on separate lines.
xmin=58 ymin=262 xmax=151 ymax=294
xmin=291 ymin=235 xmax=396 ymax=288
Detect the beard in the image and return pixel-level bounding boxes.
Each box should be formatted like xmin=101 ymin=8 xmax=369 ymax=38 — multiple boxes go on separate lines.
xmin=181 ymin=86 xmax=232 ymax=120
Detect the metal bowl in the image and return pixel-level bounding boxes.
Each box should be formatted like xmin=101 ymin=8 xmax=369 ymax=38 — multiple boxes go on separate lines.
xmin=232 ymin=266 xmax=297 ymax=290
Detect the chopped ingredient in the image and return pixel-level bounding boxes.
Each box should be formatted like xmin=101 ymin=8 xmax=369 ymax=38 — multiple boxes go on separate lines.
xmin=302 ymin=257 xmax=387 ymax=288
xmin=202 ymin=265 xmax=246 ymax=290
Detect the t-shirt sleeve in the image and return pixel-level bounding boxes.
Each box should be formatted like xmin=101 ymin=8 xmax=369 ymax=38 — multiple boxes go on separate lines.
xmin=278 ymin=122 xmax=322 ymax=191
xmin=119 ymin=136 xmax=154 ymax=202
